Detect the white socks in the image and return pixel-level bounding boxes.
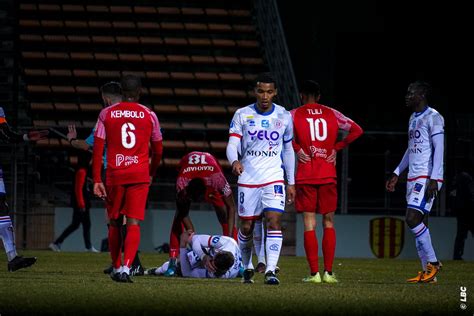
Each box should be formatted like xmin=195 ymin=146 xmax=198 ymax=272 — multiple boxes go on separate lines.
xmin=253 ymin=219 xmax=266 ymax=265
xmin=265 ymin=230 xmax=283 ymax=273
xmin=411 ymin=222 xmax=437 ymax=265
xmin=238 ymin=229 xmax=253 ymax=269
xmin=0 ymin=216 xmax=18 ymax=261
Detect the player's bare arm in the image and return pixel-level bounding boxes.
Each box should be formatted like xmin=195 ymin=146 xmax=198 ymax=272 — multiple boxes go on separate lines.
xmin=93 ymin=182 xmax=107 ymax=199
xmin=385 ymin=173 xmax=398 ymax=192
xmin=296 ymin=149 xmax=311 ymax=163
xmin=231 ymin=161 xmax=244 ymax=176
xmin=67 ymin=124 xmax=90 ymax=151
xmin=286 ymin=185 xmax=295 ymax=205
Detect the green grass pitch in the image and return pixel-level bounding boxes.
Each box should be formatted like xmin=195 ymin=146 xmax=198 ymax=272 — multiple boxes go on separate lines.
xmin=1 ymin=251 xmax=473 ymax=315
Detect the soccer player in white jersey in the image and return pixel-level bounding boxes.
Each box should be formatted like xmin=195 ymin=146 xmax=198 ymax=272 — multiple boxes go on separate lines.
xmin=226 ymin=73 xmax=295 ymax=285
xmin=147 ymin=231 xmax=241 ymax=279
xmin=386 ymin=81 xmax=444 ymax=283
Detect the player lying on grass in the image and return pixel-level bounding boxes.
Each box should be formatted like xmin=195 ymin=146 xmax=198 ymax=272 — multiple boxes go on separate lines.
xmin=147 ymin=231 xmax=242 ymax=279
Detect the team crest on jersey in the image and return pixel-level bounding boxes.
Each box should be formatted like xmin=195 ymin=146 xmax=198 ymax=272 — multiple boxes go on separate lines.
xmin=261 ymin=120 xmax=270 ymax=128
xmin=274 ymin=119 xmax=283 ymax=129
xmin=413 ymin=183 xmax=423 ymax=194
xmin=370 ymin=217 xmax=404 ymax=258
xmin=274 ymin=185 xmax=283 ymax=196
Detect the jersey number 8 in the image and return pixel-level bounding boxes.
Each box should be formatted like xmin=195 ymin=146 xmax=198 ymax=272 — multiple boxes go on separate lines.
xmin=121 ymin=122 xmax=136 ymax=149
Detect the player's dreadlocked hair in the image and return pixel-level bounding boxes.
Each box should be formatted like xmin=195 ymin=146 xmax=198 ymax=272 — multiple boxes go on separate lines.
xmin=186 ymin=178 xmax=207 ymax=202
xmin=100 ymin=81 xmax=121 ymax=98
xmin=121 ymin=75 xmax=142 ymax=99
xmin=300 ymin=80 xmax=321 ymax=97
xmin=213 ymin=251 xmax=235 ymax=278
xmin=254 ymin=72 xmax=276 ymax=87
xmin=410 ymin=80 xmax=432 ymax=101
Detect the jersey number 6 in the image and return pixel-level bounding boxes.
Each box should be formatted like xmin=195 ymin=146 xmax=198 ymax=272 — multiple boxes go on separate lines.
xmin=121 ymin=122 xmax=136 ymax=149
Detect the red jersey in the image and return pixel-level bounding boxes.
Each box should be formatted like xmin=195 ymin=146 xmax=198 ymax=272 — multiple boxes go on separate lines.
xmin=291 ymin=103 xmax=363 ymax=184
xmin=176 ymin=152 xmax=232 ymax=199
xmin=93 ymin=102 xmax=162 ymax=186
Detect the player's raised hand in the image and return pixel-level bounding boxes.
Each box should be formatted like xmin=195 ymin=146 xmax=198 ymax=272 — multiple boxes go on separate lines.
xmin=424 ymin=179 xmax=438 ymax=200
xmin=27 ymin=130 xmax=49 ymax=141
xmin=232 ymin=161 xmax=244 ymax=176
xmin=286 ymin=184 xmax=296 ymax=205
xmin=385 ymin=173 xmax=398 ymax=192
xmin=93 ymin=182 xmax=107 ymax=200
xmin=297 ymin=149 xmax=311 ymax=163
xmin=326 ymin=149 xmax=337 ymax=165
xmin=67 ymin=125 xmax=77 ymax=141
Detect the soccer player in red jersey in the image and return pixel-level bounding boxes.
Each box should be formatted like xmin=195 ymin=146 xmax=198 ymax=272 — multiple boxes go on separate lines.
xmin=163 ymin=151 xmax=237 ymax=276
xmin=291 ymin=80 xmax=363 ymax=283
xmin=92 ymin=75 xmax=163 ymax=283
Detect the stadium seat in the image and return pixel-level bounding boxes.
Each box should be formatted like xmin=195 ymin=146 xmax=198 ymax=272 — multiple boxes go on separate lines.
xmin=73 ymin=70 xmax=96 ymax=78
xmin=185 ymin=140 xmax=210 ymax=150
xmin=55 ymin=103 xmax=78 ymax=111
xmin=181 ymin=8 xmax=205 ymax=15
xmin=70 ymin=52 xmax=93 ymax=60
xmin=184 ymin=23 xmax=208 ymax=31
xmin=94 ymin=53 xmax=118 ymax=61
xmin=38 ymin=4 xmax=60 ymax=11
xmin=91 ymin=36 xmax=115 ymax=44
xmin=191 ymin=55 xmax=215 ymax=64
xmin=163 ymin=158 xmax=181 ymax=168
xmin=178 ymin=105 xmax=202 ymax=114
xmin=210 ymin=141 xmax=228 ymax=151
xmin=97 ymin=70 xmax=120 ymax=78
xmin=133 ymin=6 xmax=157 ymax=14
xmin=215 ymin=56 xmax=239 ymax=65
xmin=136 ymin=22 xmax=160 ymax=29
xmin=64 ymin=21 xmax=88 ymax=28
xmin=233 ymin=24 xmax=256 ymax=33
xmin=223 ymin=89 xmax=248 ymax=98
xmin=202 ymin=106 xmax=227 ymax=114
xmin=76 ymin=86 xmax=99 ymax=94
xmin=30 ymin=103 xmax=53 ymax=111
xmin=154 ymin=105 xmax=178 ymax=114
xmin=143 ymin=54 xmax=167 ymax=62
xmin=24 ymin=69 xmax=47 ymax=76
xmin=188 ymin=38 xmax=212 ymax=46
xmin=149 ymin=87 xmax=174 ymax=96
xmin=157 ymin=7 xmax=181 ymax=15
xmin=27 ymin=85 xmax=51 ymax=93
xmin=68 ymin=35 xmax=91 ymax=43
xmin=113 ymin=21 xmax=136 ymax=29
xmin=139 ymin=37 xmax=164 ymax=45
xmin=170 ymin=72 xmax=194 ymax=80
xmin=229 ymin=9 xmax=252 ymax=17
xmin=160 ymin=22 xmax=184 ymax=31
xmin=86 ymin=5 xmax=109 ymax=13
xmin=110 ymin=6 xmax=132 ymax=13
xmin=146 ymin=71 xmax=170 ymax=79
xmin=205 ymin=8 xmax=228 ymax=16
xmin=174 ymin=88 xmax=199 ymax=97
xmin=116 ymin=36 xmax=140 ymax=45
xmin=208 ymin=24 xmax=233 ymax=32
xmin=62 ymin=5 xmax=85 ymax=12
xmin=164 ymin=37 xmax=188 ymax=46
xmin=181 ymin=122 xmax=206 ymax=130
xmin=119 ymin=54 xmax=143 ymax=62
xmin=167 ymin=55 xmax=191 ymax=63
xmin=212 ymin=39 xmax=236 ymax=47
xmin=19 ymin=19 xmax=40 ymax=27
xmin=198 ymin=89 xmax=223 ymax=97
xmin=80 ymin=103 xmax=102 ymax=112
xmin=51 ymin=86 xmax=75 ymax=94
xmin=240 ymin=57 xmax=264 ymax=65
xmin=206 ymin=123 xmax=228 ymax=130
xmin=19 ymin=4 xmax=37 ymax=11
xmin=160 ymin=122 xmax=181 ymax=130
xmin=89 ymin=21 xmax=113 ymax=29
xmin=22 ymin=52 xmax=44 ymax=59
xmin=163 ymin=140 xmax=185 ymax=150
xmin=49 ymin=69 xmax=72 ymax=77
xmin=20 ymin=34 xmax=42 ymax=42
xmin=195 ymin=72 xmax=219 ymax=81
xmin=218 ymin=159 xmax=231 ymax=168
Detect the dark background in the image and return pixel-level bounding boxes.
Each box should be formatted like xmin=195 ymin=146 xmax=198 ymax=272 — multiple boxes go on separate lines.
xmin=278 ymin=0 xmax=471 ymax=131
xmin=277 ymin=1 xmax=471 ymax=211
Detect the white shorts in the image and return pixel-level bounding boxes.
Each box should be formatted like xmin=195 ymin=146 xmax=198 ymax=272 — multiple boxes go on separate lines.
xmin=238 ymin=182 xmax=286 ymax=220
xmin=406 ymin=179 xmax=442 ymax=214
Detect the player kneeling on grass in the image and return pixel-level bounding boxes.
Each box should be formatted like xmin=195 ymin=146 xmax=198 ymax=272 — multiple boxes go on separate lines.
xmin=147 ymin=231 xmax=242 ymax=279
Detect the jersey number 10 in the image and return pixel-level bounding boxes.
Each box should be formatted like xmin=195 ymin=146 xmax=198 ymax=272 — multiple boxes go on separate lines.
xmin=306 ymin=118 xmax=327 ymax=141
xmin=121 ymin=122 xmax=136 ymax=149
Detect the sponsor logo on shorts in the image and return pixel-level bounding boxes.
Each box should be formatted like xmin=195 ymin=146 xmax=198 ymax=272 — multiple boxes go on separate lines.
xmin=274 ymin=185 xmax=283 ymax=196
xmin=261 ymin=120 xmax=269 ymax=128
xmin=269 ymin=243 xmax=279 ymax=251
xmin=116 ymin=154 xmax=139 ymax=167
xmin=414 ymin=183 xmax=423 ymax=193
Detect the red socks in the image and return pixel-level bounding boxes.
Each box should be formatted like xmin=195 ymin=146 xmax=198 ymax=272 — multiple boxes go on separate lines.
xmin=124 ymin=224 xmax=140 ymax=268
xmin=221 ymin=223 xmax=238 ymax=241
xmin=108 ymin=225 xmax=122 ymax=269
xmin=304 ymin=230 xmax=319 ymax=274
xmin=323 ymin=227 xmax=336 ymax=272
xmin=169 ymin=218 xmax=184 ymax=259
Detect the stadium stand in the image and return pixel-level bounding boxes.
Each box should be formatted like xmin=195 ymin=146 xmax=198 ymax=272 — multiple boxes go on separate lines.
xmin=16 ymin=0 xmax=265 ymax=198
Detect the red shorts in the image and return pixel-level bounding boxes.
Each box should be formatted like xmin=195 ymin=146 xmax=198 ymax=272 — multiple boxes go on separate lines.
xmin=295 ymin=183 xmax=337 ymax=214
xmin=205 ymin=188 xmax=225 ymax=208
xmin=106 ymin=183 xmax=149 ymax=221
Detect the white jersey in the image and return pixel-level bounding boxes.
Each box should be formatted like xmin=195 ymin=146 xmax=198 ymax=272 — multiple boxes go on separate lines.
xmin=190 ymin=234 xmax=242 ymax=279
xmin=407 ymin=106 xmax=444 ymax=181
xmin=229 ymin=103 xmax=293 ymax=185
